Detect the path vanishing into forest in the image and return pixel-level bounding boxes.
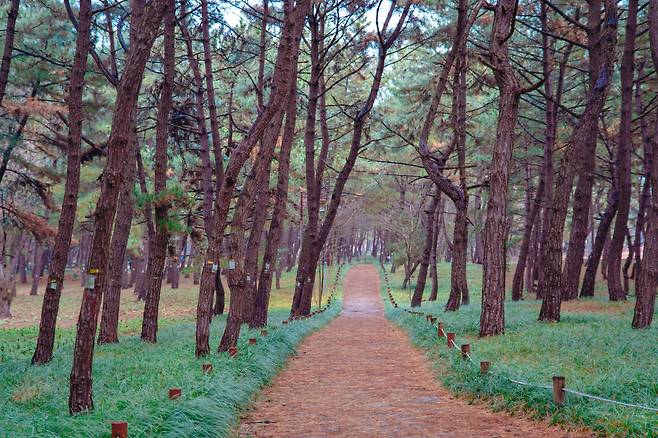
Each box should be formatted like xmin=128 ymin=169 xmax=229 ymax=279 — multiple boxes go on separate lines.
xmin=237 ymin=265 xmax=589 ymax=437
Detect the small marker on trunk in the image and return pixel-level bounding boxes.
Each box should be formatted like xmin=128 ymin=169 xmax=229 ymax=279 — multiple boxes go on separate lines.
xmin=111 ymin=421 xmax=128 ymax=438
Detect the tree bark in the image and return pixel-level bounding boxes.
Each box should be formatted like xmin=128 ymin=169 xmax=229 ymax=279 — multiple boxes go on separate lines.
xmin=97 ymin=155 xmax=136 ymax=344
xmin=479 ymin=0 xmax=520 ymax=336
xmin=538 ymin=0 xmax=618 ymax=321
xmin=32 ymin=0 xmax=91 ymax=365
xmin=607 ymin=0 xmax=638 ymax=301
xmin=141 ymin=0 xmax=174 ymax=343
xmin=68 ymin=0 xmax=167 ymax=413
xmin=411 ymin=187 xmax=441 ymax=307
xmin=632 ymin=0 xmax=658 ymax=328
xmin=0 ymin=0 xmax=19 ymax=106
xmin=195 ymin=0 xmax=310 ymax=357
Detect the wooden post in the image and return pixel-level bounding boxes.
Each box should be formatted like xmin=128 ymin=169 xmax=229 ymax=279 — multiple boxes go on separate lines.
xmin=202 ymin=363 xmax=213 ymax=373
xmin=461 ymin=344 xmax=470 ymax=359
xmin=446 ymin=332 xmax=455 ymax=348
xmin=111 ymin=422 xmax=128 ymax=438
xmin=282 ymin=320 xmax=288 ymax=325
xmin=228 ymin=346 xmax=238 ymax=357
xmin=552 ymin=376 xmax=566 ymax=405
xmin=480 ymin=361 xmax=490 ymax=374
xmin=437 ymin=322 xmax=445 ymax=338
xmin=249 ymin=338 xmax=257 ymax=345
xmin=168 ymin=388 xmax=182 ymax=399
xmin=260 ymin=329 xmax=268 ymax=336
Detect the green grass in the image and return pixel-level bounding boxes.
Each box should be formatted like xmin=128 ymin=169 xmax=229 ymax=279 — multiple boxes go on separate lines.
xmin=379 ymin=262 xmax=658 ymax=437
xmin=0 ymin=267 xmax=346 ymax=437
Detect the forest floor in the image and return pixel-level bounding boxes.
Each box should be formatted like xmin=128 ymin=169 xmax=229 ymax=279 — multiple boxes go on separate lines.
xmin=237 ymin=264 xmax=587 ymax=437
xmin=383 ymin=262 xmax=657 ymax=437
xmin=0 ymin=268 xmax=343 ymax=437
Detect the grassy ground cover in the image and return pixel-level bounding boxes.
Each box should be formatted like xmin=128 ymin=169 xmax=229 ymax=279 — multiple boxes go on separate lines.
xmin=0 ymin=266 xmax=345 ymax=437
xmin=379 ymin=262 xmax=658 ymax=437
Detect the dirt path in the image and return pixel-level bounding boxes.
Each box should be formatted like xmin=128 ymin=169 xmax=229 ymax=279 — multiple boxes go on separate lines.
xmin=238 ymin=264 xmax=589 ymax=437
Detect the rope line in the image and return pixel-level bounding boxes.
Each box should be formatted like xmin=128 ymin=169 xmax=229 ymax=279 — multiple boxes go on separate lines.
xmin=377 ymin=261 xmax=658 ymax=413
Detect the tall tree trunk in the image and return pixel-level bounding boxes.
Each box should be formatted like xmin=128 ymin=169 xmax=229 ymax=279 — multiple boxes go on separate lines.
xmin=291 ymin=2 xmax=412 ymax=316
xmin=479 ymin=0 xmax=520 ymax=336
xmin=32 ymin=0 xmax=91 ymax=365
xmin=195 ymin=0 xmax=310 ymax=357
xmin=411 ymin=188 xmax=441 ymax=307
xmin=607 ymin=0 xmax=638 ymax=301
xmin=97 ymin=157 xmax=136 ymax=344
xmin=428 ymin=201 xmax=441 ymax=301
xmin=0 ymin=0 xmax=19 ymax=106
xmin=140 ymin=0 xmax=174 ymax=343
xmin=68 ymin=0 xmax=167 ymax=413
xmin=580 ymin=186 xmax=618 ymax=297
xmin=632 ymin=0 xmax=658 ymax=328
xmin=30 ymin=241 xmax=44 ymax=296
xmin=538 ymin=0 xmax=618 ymax=321
xmin=251 ymin=65 xmax=298 ymax=328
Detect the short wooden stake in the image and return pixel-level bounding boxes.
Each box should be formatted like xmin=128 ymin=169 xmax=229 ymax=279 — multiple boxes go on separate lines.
xmin=437 ymin=322 xmax=445 ymax=338
xmin=249 ymin=338 xmax=257 ymax=345
xmin=461 ymin=344 xmax=470 ymax=359
xmin=168 ymin=388 xmax=182 ymax=399
xmin=111 ymin=421 xmax=128 ymax=438
xmin=446 ymin=332 xmax=455 ymax=348
xmin=282 ymin=320 xmax=288 ymax=325
xmin=202 ymin=363 xmax=213 ymax=373
xmin=228 ymin=346 xmax=238 ymax=358
xmin=260 ymin=329 xmax=268 ymax=336
xmin=553 ymin=376 xmax=566 ymax=405
xmin=480 ymin=361 xmax=490 ymax=374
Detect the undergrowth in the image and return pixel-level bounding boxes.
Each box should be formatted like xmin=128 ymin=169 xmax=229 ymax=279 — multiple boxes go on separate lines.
xmin=378 ymin=262 xmax=658 ymax=437
xmin=0 ymin=267 xmax=345 ymax=437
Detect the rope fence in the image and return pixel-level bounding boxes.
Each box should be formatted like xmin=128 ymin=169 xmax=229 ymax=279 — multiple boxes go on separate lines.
xmin=378 ymin=261 xmax=658 ymax=414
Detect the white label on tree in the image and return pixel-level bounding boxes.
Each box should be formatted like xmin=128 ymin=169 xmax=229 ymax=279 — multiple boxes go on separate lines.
xmin=228 ymin=259 xmax=236 ymax=270
xmin=85 ymin=275 xmax=96 ymax=290
xmin=49 ymin=279 xmax=57 ymax=290
xmin=211 ymin=263 xmax=218 ymax=273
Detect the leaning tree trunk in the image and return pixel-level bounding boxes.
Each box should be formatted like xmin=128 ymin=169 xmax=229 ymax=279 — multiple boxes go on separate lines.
xmin=411 ymin=188 xmax=441 ymax=307
xmin=607 ymin=0 xmax=638 ymax=302
xmin=69 ymin=0 xmax=167 ymax=413
xmin=539 ymin=0 xmax=617 ymax=321
xmin=97 ymin=158 xmax=136 ymax=344
xmin=580 ymin=187 xmax=618 ymax=297
xmin=195 ymin=0 xmax=309 ymax=357
xmin=32 ymin=0 xmax=90 ymax=365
